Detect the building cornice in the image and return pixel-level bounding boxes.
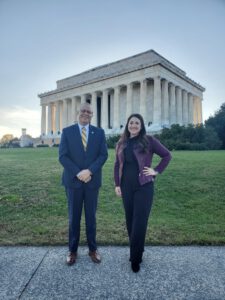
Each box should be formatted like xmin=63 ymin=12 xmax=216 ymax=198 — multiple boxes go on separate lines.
xmin=38 ymin=50 xmax=205 ymax=98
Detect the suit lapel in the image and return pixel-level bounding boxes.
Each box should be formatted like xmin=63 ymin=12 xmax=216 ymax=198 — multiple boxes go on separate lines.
xmin=86 ymin=125 xmax=96 ymax=153
xmin=74 ymin=124 xmax=85 ymax=151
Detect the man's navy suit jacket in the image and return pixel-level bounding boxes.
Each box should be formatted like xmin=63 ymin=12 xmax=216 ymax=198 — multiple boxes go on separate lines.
xmin=59 ymin=123 xmax=108 ymax=189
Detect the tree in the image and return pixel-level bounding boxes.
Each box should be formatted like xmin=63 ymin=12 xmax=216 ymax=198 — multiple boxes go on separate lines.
xmin=205 ymin=103 xmax=225 ymax=149
xmin=156 ymin=123 xmax=221 ymax=150
xmin=0 ymin=134 xmax=14 ymax=144
xmin=9 ymin=137 xmax=20 ymax=148
xmin=204 ymin=126 xmax=222 ymax=150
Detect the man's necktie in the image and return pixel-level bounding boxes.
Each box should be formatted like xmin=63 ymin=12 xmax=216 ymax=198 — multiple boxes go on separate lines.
xmin=81 ymin=127 xmax=87 ymax=151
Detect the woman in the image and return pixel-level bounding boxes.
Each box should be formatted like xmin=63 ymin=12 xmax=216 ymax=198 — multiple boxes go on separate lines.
xmin=114 ymin=114 xmax=172 ymax=273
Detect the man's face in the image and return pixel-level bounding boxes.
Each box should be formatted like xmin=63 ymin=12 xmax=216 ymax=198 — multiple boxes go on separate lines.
xmin=78 ymin=104 xmax=93 ymax=125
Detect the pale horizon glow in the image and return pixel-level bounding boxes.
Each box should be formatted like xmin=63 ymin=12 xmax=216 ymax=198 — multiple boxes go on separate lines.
xmin=0 ymin=106 xmax=40 ymax=138
xmin=0 ymin=0 xmax=225 ymax=139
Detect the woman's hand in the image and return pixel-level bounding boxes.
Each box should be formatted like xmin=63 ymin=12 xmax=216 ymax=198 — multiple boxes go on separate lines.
xmin=115 ymin=186 xmax=122 ymax=197
xmin=142 ymin=167 xmax=158 ymax=176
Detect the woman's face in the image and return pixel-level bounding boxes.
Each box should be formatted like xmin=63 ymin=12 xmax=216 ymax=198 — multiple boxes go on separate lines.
xmin=128 ymin=117 xmax=142 ymax=137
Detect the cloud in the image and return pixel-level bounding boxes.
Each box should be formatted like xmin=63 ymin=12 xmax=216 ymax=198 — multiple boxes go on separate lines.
xmin=0 ymin=106 xmax=40 ymax=139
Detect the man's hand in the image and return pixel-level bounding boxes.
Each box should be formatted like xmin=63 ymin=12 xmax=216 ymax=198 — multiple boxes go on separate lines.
xmin=83 ymin=175 xmax=92 ymax=183
xmin=77 ymin=169 xmax=92 ymax=182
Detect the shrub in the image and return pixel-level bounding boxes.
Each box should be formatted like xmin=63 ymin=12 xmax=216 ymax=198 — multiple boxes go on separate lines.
xmin=106 ymin=135 xmax=121 ymax=148
xmin=155 ymin=124 xmax=221 ymax=150
xmin=36 ymin=144 xmax=49 ymax=147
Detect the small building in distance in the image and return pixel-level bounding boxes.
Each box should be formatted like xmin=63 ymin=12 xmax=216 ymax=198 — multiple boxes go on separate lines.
xmin=19 ymin=128 xmax=34 ymax=147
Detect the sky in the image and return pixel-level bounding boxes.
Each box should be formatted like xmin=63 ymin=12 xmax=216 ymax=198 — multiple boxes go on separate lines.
xmin=0 ymin=0 xmax=225 ymax=138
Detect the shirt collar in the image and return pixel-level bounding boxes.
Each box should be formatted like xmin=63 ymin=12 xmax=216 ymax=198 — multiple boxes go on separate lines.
xmin=78 ymin=123 xmax=89 ymax=131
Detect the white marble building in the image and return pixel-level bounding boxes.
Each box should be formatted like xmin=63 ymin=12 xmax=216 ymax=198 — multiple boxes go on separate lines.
xmin=38 ymin=50 xmax=205 ymax=142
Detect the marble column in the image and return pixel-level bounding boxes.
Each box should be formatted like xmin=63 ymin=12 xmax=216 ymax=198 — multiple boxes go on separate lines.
xmin=188 ymin=94 xmax=194 ymax=124
xmin=67 ymin=99 xmax=72 ymax=125
xmin=81 ymin=94 xmax=86 ymax=105
xmin=91 ymin=92 xmax=98 ymax=126
xmin=113 ymin=86 xmax=120 ymax=129
xmin=47 ymin=103 xmax=52 ymax=134
xmin=140 ymin=79 xmax=147 ymax=122
xmin=62 ymin=99 xmax=68 ymax=129
xmin=55 ymin=101 xmax=60 ymax=133
xmin=169 ymin=83 xmax=176 ymax=124
xmin=71 ymin=97 xmax=77 ymax=124
xmin=41 ymin=104 xmax=46 ymax=136
xmin=101 ymin=89 xmax=108 ymax=129
xmin=153 ymin=76 xmax=162 ymax=127
xmin=59 ymin=101 xmax=63 ymax=131
xmin=198 ymin=97 xmax=203 ymax=124
xmin=52 ymin=104 xmax=56 ymax=133
xmin=126 ymin=83 xmax=133 ymax=119
xmin=162 ymin=79 xmax=169 ymax=126
xmin=193 ymin=96 xmax=198 ymax=125
xmin=176 ymin=87 xmax=183 ymax=125
xmin=182 ymin=90 xmax=189 ymax=125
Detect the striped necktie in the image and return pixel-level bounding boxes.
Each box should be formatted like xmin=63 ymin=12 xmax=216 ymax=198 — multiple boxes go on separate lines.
xmin=81 ymin=127 xmax=87 ymax=151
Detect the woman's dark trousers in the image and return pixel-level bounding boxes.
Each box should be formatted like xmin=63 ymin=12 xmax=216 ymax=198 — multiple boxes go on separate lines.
xmin=121 ymin=182 xmax=154 ymax=264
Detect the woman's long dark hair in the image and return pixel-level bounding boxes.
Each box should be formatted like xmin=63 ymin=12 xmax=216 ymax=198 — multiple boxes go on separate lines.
xmin=118 ymin=113 xmax=149 ymax=152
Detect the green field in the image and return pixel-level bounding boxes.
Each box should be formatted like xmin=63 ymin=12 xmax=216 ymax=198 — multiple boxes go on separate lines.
xmin=0 ymin=148 xmax=225 ymax=246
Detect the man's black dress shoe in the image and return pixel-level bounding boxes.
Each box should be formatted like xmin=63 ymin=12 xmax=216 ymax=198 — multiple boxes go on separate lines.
xmin=88 ymin=250 xmax=101 ymax=263
xmin=66 ymin=252 xmax=77 ymax=266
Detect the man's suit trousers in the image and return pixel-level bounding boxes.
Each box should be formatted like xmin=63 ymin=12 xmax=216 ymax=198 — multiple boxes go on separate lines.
xmin=66 ymin=186 xmax=99 ymax=252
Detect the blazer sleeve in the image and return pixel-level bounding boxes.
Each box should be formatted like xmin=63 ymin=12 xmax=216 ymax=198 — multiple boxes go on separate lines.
xmin=114 ymin=145 xmax=120 ymax=186
xmin=88 ymin=130 xmax=108 ymax=174
xmin=152 ymin=137 xmax=172 ymax=174
xmin=59 ymin=129 xmax=81 ymax=178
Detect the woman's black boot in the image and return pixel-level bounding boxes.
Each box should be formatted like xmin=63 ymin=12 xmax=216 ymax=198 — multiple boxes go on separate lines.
xmin=131 ymin=262 xmax=140 ymax=273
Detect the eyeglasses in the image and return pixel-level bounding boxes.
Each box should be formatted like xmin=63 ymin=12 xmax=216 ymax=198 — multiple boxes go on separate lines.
xmin=80 ymin=109 xmax=93 ymax=115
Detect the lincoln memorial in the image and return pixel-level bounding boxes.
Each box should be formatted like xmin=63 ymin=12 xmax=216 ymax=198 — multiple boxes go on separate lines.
xmin=38 ymin=50 xmax=205 ymax=143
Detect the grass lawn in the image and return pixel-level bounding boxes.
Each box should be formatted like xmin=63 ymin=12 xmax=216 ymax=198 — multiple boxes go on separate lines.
xmin=0 ymin=148 xmax=225 ymax=246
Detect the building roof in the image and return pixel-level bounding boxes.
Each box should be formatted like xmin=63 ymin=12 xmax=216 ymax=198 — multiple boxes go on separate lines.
xmin=39 ymin=49 xmax=205 ymax=97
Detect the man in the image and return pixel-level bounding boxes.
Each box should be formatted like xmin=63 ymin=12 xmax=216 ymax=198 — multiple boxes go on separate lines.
xmin=59 ymin=102 xmax=108 ymax=265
